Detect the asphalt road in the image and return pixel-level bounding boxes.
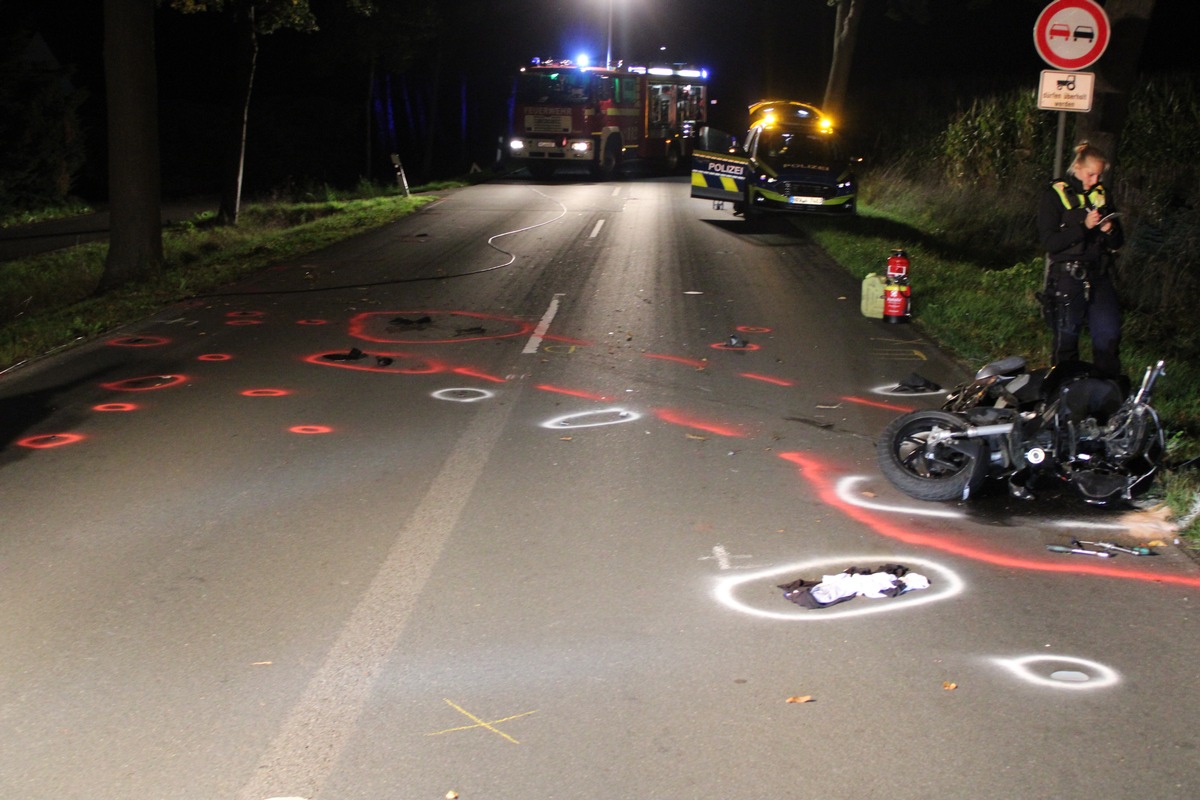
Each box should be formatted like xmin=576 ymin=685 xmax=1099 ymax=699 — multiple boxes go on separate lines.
xmin=2 ymin=174 xmax=1199 ymax=800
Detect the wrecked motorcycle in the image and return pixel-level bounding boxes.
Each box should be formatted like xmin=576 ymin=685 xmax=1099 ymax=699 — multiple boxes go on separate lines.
xmin=876 ymin=357 xmax=1167 ymax=504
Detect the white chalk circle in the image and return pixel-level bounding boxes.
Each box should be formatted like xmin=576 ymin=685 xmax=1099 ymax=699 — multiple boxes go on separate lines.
xmin=432 ymin=387 xmax=495 ymax=403
xmin=993 ymin=655 xmax=1120 ymax=690
xmin=837 ymin=475 xmax=966 ymax=520
xmin=714 ymin=555 xmax=965 ymax=621
xmin=541 ymin=408 xmax=641 ymax=429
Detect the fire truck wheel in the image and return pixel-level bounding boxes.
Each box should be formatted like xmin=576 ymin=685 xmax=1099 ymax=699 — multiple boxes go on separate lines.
xmin=593 ymin=137 xmax=621 ymax=180
xmin=664 ymin=145 xmax=681 ymax=174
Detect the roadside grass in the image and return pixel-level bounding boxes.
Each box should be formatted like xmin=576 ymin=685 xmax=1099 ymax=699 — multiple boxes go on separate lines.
xmin=0 ymin=200 xmax=96 ymax=228
xmin=795 ymin=201 xmax=1200 ymax=545
xmin=0 ymin=191 xmax=439 ymax=371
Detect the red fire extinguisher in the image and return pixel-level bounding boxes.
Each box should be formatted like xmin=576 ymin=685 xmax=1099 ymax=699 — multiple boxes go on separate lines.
xmin=886 ymin=249 xmax=909 ymax=282
xmin=883 ymin=282 xmax=911 ymax=323
xmin=883 ymin=248 xmax=912 ymax=323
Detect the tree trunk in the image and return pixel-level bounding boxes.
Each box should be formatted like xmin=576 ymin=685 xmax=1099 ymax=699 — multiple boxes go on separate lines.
xmin=217 ymin=4 xmax=258 ymax=226
xmin=822 ymin=0 xmax=864 ymax=121
xmin=1076 ymin=0 xmax=1155 ymax=160
xmin=100 ymin=0 xmax=163 ymax=291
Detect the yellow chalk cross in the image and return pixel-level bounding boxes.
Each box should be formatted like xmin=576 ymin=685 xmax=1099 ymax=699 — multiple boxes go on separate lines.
xmin=425 ymin=698 xmax=538 ymax=745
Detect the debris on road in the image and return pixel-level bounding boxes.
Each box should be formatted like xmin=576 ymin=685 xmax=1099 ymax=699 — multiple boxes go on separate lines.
xmin=942 ymin=681 xmax=958 ymax=691
xmin=1045 ymin=544 xmax=1112 ymax=558
xmin=387 ymin=315 xmax=432 ymax=329
xmin=892 ymin=372 xmax=942 ymax=392
xmin=321 ymin=347 xmax=365 ymax=361
xmin=778 ymin=564 xmax=930 ymax=609
xmin=785 ymin=695 xmax=814 ymax=704
xmin=1072 ymin=538 xmax=1155 ymax=556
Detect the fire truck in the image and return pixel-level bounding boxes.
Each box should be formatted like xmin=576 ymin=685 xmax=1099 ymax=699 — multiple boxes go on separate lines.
xmin=508 ymin=59 xmax=709 ymax=180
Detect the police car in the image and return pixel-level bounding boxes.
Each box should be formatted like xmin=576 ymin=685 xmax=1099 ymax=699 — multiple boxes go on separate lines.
xmin=691 ymin=100 xmax=857 ymax=220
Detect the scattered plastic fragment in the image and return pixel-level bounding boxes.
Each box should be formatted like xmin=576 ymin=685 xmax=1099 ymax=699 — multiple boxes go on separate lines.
xmin=388 ymin=315 xmax=432 ymax=329
xmin=785 ymin=695 xmax=813 ymax=704
xmin=445 ymin=792 xmax=459 ymax=800
xmin=686 ymin=433 xmax=708 ymax=441
xmin=942 ymin=682 xmax=958 ymax=691
xmin=321 ymin=347 xmax=365 ymax=361
xmin=894 ymin=372 xmax=942 ymax=392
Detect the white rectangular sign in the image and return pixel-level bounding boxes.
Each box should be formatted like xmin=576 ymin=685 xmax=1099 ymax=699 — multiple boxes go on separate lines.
xmin=1038 ymin=70 xmax=1095 ymax=112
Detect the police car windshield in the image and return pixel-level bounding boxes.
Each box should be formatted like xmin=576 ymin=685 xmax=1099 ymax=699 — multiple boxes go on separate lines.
xmin=517 ymin=71 xmax=593 ymax=105
xmin=758 ymin=129 xmax=840 ymax=168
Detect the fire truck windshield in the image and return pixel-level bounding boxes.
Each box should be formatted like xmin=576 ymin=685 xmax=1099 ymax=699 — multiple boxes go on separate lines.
xmin=517 ymin=70 xmax=594 ymax=105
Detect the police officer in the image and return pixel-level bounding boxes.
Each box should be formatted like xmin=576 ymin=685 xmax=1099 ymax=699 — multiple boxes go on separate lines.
xmin=1038 ymin=142 xmax=1125 ymax=378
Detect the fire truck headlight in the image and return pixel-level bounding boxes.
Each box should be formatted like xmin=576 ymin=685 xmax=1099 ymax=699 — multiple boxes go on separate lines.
xmin=509 ymin=140 xmax=525 ymax=151
xmin=570 ymin=141 xmax=591 ymax=153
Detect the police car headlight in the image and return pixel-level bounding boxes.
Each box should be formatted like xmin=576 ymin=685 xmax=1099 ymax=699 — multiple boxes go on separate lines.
xmin=509 ymin=140 xmax=525 ymax=151
xmin=570 ymin=141 xmax=590 ymax=153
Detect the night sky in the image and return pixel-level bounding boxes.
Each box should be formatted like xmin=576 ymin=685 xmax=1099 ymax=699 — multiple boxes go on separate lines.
xmin=11 ymin=0 xmax=1196 ymax=199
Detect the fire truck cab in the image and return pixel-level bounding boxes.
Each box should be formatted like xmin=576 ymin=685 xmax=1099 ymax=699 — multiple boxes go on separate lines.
xmin=691 ymin=100 xmax=857 ymax=220
xmin=509 ymin=59 xmax=708 ymax=180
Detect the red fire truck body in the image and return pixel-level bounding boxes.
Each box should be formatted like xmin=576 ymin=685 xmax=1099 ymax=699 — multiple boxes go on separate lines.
xmin=509 ymin=60 xmax=708 ymax=179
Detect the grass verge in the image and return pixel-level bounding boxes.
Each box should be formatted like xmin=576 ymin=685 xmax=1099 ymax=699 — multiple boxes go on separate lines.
xmin=0 ymin=191 xmax=439 ymax=371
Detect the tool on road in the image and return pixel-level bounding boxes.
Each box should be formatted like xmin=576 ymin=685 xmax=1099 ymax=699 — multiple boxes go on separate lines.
xmin=1046 ymin=544 xmax=1113 ymax=558
xmin=1072 ymin=538 xmax=1154 ymax=556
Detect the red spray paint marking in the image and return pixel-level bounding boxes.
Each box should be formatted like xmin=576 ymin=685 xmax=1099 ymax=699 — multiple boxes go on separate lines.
xmin=107 ymin=335 xmax=170 ymax=347
xmin=241 ymin=389 xmax=292 ymax=397
xmin=537 ymin=384 xmax=613 ymax=402
xmin=451 ymin=366 xmax=507 ymax=383
xmin=740 ymin=373 xmax=794 ymax=387
xmin=654 ymin=408 xmax=748 ymax=438
xmin=348 ymin=310 xmax=533 ymax=345
xmin=290 ymin=425 xmax=333 ymax=435
xmin=226 ymin=310 xmax=264 ymax=318
xmin=198 ymin=354 xmax=233 ymax=362
xmin=296 ymin=319 xmax=329 ymax=326
xmin=303 ymin=352 xmax=446 ymax=375
xmin=778 ymin=451 xmax=1200 ymax=588
xmin=101 ymin=374 xmax=187 ymax=392
xmin=736 ymin=325 xmax=772 ymax=333
xmin=643 ymin=353 xmax=708 ymax=369
xmin=840 ymin=395 xmax=916 ymax=413
xmin=225 ymin=319 xmax=263 ymax=326
xmin=17 ymin=433 xmax=85 ymax=449
xmin=93 ymin=403 xmax=138 ymax=412
xmin=710 ymin=341 xmax=762 ymax=351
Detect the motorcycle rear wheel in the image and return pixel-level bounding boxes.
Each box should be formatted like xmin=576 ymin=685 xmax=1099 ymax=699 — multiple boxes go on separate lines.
xmin=877 ymin=410 xmax=989 ymax=501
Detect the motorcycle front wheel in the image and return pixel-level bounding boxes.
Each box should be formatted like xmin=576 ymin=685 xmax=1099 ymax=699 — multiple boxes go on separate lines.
xmin=877 ymin=410 xmax=989 ymax=502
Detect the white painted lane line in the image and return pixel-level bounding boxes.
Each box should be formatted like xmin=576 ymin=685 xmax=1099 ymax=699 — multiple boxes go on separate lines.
xmin=611 ymin=186 xmax=621 ymax=197
xmin=522 ymin=293 xmax=565 ymax=355
xmin=236 ymin=399 xmax=518 ymax=800
xmin=589 ymin=219 xmax=606 ymax=238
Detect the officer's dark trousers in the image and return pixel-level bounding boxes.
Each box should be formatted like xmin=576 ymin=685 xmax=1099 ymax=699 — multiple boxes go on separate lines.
xmin=1051 ymin=268 xmax=1121 ymax=377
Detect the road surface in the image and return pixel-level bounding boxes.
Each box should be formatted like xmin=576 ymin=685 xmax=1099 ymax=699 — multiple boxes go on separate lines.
xmin=2 ymin=175 xmax=1198 ymax=800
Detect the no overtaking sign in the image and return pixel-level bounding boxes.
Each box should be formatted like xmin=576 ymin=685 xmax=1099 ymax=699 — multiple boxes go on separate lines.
xmin=1033 ymin=0 xmax=1110 ymax=71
